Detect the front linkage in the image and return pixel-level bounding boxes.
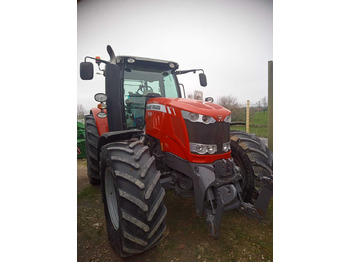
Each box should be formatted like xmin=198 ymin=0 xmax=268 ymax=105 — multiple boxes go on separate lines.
xmin=203 ymin=162 xmax=273 ymax=238
xmin=158 ymin=151 xmax=273 ymax=238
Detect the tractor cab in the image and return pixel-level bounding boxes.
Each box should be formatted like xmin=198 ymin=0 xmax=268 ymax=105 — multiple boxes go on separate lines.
xmin=80 ymin=48 xmax=207 ymax=132
xmin=119 ymin=56 xmax=181 ymax=129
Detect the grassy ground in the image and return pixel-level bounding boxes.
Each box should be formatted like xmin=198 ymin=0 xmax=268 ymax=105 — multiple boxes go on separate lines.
xmin=77 ymin=160 xmax=273 ymax=262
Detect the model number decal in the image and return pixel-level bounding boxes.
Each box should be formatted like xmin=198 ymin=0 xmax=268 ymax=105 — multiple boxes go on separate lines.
xmin=146 ymin=103 xmax=177 ymax=115
xmin=146 ymin=103 xmax=167 ymax=113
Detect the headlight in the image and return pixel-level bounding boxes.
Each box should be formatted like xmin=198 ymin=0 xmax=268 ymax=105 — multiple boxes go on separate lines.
xmin=94 ymin=93 xmax=107 ymax=102
xmin=202 ymin=115 xmax=215 ymax=124
xmin=222 ymin=142 xmax=231 ymax=152
xmin=190 ymin=142 xmax=217 ymax=155
xmin=196 ymin=144 xmax=204 ymax=153
xmin=224 ymin=115 xmax=231 ymax=123
xmin=97 ymin=112 xmax=107 ymax=118
xmin=188 ymin=112 xmax=199 ymax=121
xmin=127 ymin=58 xmax=135 ymax=63
xmin=182 ymin=110 xmax=216 ymax=124
xmin=207 ymin=145 xmax=216 ymax=154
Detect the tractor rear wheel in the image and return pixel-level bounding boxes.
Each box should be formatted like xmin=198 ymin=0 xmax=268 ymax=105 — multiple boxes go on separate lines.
xmin=100 ymin=140 xmax=167 ymax=257
xmin=84 ymin=114 xmax=101 ymax=185
xmin=230 ymin=131 xmax=273 ymax=204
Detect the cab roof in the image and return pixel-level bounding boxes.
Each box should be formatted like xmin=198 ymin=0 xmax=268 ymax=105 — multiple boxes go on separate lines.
xmin=116 ymin=55 xmax=179 ymax=70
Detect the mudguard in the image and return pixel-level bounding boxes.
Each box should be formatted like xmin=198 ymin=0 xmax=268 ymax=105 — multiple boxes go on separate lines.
xmin=97 ymin=130 xmax=143 ymax=152
xmin=90 ymin=108 xmax=143 ymax=161
xmin=91 ymin=108 xmax=109 ymax=136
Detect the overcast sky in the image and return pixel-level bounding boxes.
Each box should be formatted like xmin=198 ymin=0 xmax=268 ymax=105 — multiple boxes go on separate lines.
xmin=77 ymin=0 xmax=272 ymax=111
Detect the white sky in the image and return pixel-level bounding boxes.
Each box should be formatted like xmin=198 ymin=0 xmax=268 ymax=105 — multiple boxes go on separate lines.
xmin=77 ymin=0 xmax=272 ymax=110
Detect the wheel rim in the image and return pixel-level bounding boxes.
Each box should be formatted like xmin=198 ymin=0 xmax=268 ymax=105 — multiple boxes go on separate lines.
xmin=105 ymin=168 xmax=120 ymax=230
xmin=232 ymin=155 xmax=246 ymax=186
xmin=232 ymin=153 xmax=261 ymax=201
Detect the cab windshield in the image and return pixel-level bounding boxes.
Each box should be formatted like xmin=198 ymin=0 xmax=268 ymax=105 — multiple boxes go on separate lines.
xmin=123 ymin=67 xmax=180 ymax=129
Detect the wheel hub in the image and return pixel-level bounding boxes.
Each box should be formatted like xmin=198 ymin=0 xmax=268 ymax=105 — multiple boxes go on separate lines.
xmin=105 ymin=168 xmax=119 ymax=230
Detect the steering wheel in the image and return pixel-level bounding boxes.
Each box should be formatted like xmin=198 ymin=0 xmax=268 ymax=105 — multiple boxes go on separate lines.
xmin=136 ymin=85 xmax=153 ymax=95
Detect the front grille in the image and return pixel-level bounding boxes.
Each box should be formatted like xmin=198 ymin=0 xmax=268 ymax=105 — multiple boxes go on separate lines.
xmin=184 ymin=120 xmax=230 ymax=154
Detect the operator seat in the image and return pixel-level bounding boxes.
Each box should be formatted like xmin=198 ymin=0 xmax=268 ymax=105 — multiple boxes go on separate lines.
xmin=145 ymin=92 xmax=161 ymax=106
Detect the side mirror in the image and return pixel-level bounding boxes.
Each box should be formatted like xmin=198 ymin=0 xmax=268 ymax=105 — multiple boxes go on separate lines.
xmin=199 ymin=73 xmax=207 ymax=87
xmin=80 ymin=62 xmax=94 ymax=80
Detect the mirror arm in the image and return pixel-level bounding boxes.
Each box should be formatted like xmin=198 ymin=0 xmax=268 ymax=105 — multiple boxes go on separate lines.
xmin=84 ymin=56 xmax=109 ymax=65
xmin=176 ymin=69 xmax=205 ymax=75
xmin=179 ymin=83 xmax=186 ymax=98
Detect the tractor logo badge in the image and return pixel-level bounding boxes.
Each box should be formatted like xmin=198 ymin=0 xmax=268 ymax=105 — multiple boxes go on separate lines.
xmin=217 ymin=115 xmax=223 ymax=121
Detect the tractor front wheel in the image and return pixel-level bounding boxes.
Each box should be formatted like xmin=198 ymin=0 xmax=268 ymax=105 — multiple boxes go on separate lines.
xmin=230 ymin=131 xmax=273 ymax=204
xmin=100 ymin=140 xmax=167 ymax=257
xmin=84 ymin=114 xmax=101 ymax=185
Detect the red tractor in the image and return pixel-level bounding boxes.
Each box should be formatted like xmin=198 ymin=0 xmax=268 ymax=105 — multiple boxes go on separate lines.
xmin=80 ymin=45 xmax=273 ymax=257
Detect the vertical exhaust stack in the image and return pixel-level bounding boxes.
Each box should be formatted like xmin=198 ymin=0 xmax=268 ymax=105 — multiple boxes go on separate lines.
xmin=107 ymin=45 xmax=117 ymax=65
xmin=105 ymin=45 xmax=125 ymax=131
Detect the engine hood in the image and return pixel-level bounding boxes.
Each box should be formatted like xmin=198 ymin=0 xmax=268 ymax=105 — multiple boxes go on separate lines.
xmin=148 ymin=97 xmax=231 ymax=119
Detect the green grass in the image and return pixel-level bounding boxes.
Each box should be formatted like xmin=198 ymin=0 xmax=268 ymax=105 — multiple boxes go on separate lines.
xmin=231 ymin=111 xmax=269 ymax=138
xmin=77 ymin=184 xmax=100 ymax=201
xmin=77 ymin=186 xmax=105 ymax=243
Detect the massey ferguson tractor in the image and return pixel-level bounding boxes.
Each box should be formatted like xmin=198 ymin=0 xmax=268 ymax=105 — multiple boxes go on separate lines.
xmin=80 ymin=45 xmax=273 ymax=257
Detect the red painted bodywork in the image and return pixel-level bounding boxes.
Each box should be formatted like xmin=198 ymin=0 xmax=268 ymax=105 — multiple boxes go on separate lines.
xmin=145 ymin=98 xmax=232 ymax=164
xmin=91 ymin=108 xmax=109 ymax=136
xmin=92 ymin=98 xmax=232 ymax=164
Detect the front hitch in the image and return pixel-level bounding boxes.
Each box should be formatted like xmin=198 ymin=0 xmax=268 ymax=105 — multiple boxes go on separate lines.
xmin=204 ymin=175 xmax=273 ymax=238
xmin=205 ymin=184 xmax=241 ymax=238
xmin=178 ymin=157 xmax=272 ymax=238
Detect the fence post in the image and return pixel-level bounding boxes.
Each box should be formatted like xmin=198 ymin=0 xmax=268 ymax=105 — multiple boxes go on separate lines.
xmin=246 ymin=100 xmax=250 ymax=133
xmin=268 ymin=61 xmax=273 ymax=151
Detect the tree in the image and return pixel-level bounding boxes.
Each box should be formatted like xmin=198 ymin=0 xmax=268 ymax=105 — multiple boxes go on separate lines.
xmin=256 ymin=96 xmax=268 ymax=112
xmin=217 ymin=95 xmax=244 ymax=121
xmin=77 ymin=104 xmax=86 ymax=119
xmin=217 ymin=95 xmax=239 ymax=111
xmin=261 ymin=96 xmax=268 ymax=112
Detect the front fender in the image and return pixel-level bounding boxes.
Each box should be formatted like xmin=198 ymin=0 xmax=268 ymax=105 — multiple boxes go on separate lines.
xmin=91 ymin=108 xmax=109 ymax=136
xmin=97 ymin=130 xmax=143 ymax=152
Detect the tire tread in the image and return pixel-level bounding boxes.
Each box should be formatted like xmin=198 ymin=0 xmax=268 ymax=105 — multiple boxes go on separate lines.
xmin=101 ymin=140 xmax=167 ymax=257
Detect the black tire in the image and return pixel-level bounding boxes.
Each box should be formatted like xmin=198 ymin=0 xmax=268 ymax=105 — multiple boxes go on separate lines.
xmin=230 ymin=131 xmax=273 ymax=204
xmin=100 ymin=140 xmax=167 ymax=257
xmin=84 ymin=114 xmax=101 ymax=185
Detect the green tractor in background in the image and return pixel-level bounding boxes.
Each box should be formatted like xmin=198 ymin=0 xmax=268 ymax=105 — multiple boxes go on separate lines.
xmin=77 ymin=121 xmax=87 ymax=158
